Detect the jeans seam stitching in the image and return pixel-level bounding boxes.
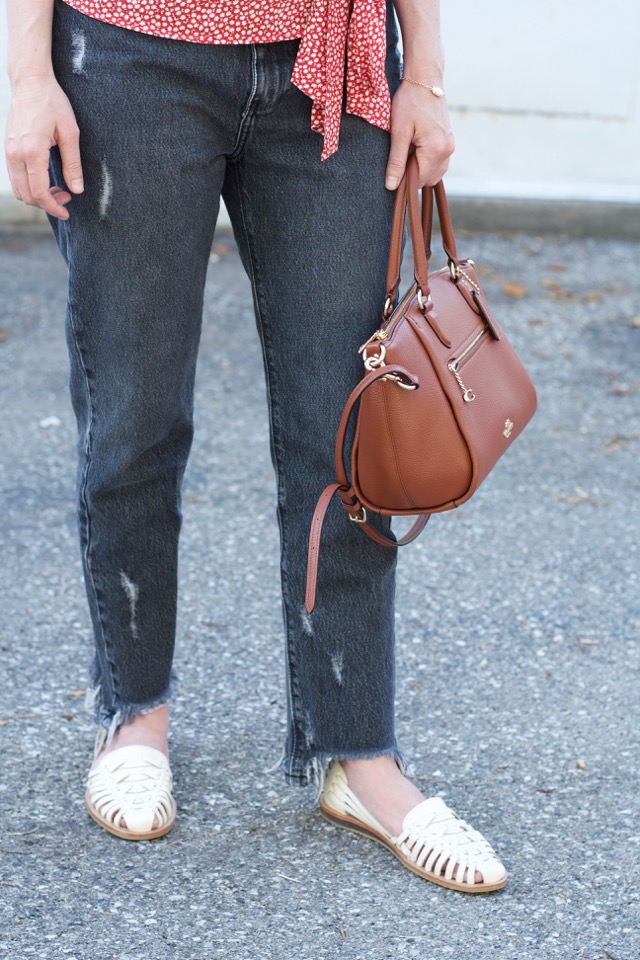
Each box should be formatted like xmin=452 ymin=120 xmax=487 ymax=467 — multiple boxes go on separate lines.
xmin=68 ymin=300 xmax=117 ymax=706
xmin=231 ymin=161 xmax=304 ymax=774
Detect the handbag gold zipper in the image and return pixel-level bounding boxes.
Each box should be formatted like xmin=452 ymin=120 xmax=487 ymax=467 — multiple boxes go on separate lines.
xmin=447 ymin=328 xmax=488 ymax=402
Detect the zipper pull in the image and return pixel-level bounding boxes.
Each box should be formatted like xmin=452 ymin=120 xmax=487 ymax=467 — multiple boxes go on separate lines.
xmin=448 ymin=362 xmax=476 ymax=402
xmin=358 ymin=329 xmax=387 ymax=354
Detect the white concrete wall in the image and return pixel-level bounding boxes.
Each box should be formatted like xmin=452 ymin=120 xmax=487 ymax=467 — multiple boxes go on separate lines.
xmin=1 ymin=0 xmax=639 ymax=219
xmin=441 ymin=0 xmax=640 ymax=202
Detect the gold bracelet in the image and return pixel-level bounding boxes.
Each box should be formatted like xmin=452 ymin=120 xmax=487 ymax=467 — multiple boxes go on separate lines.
xmin=401 ymin=77 xmax=445 ymax=97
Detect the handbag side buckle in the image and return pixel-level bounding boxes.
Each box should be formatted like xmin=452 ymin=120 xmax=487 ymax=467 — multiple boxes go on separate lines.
xmin=363 ymin=344 xmax=418 ymax=391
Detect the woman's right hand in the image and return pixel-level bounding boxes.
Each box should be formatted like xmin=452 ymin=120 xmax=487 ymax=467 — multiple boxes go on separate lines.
xmin=4 ymin=75 xmax=84 ymax=220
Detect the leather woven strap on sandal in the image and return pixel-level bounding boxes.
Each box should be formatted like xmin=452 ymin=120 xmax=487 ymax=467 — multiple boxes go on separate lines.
xmin=305 ymin=364 xmax=428 ymax=614
xmin=320 ymin=761 xmax=507 ymax=893
xmin=86 ymin=744 xmax=175 ymax=840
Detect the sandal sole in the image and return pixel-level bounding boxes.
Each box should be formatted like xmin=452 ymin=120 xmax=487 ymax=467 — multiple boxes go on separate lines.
xmin=320 ymin=800 xmax=507 ymax=894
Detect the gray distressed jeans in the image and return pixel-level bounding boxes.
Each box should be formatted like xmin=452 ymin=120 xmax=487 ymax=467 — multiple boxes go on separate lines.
xmin=49 ymin=0 xmax=405 ymax=786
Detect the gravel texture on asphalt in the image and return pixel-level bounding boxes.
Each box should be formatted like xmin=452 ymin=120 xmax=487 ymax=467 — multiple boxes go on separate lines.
xmin=0 ymin=227 xmax=638 ymax=960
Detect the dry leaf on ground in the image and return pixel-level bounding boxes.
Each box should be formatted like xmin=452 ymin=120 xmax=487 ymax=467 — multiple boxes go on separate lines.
xmin=558 ymin=487 xmax=610 ymax=508
xmin=604 ymin=434 xmax=638 ymax=455
xmin=501 ymin=282 xmax=528 ymax=298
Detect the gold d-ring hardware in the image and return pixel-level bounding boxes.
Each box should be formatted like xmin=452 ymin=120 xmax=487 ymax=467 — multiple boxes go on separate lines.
xmin=363 ymin=344 xmax=387 ymax=371
xmin=349 ymin=507 xmax=367 ymax=523
xmin=384 ymin=373 xmax=418 ymax=390
xmin=449 ymin=261 xmax=461 ymax=281
xmin=416 ymin=288 xmax=431 ymax=312
xmin=363 ymin=345 xmax=418 ymax=391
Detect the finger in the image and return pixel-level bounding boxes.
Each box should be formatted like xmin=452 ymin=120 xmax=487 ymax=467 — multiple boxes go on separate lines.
xmin=414 ymin=136 xmax=455 ymax=188
xmin=386 ymin=126 xmax=414 ymax=190
xmin=5 ymin=139 xmax=28 ymax=201
xmin=6 ymin=161 xmax=26 ymax=202
xmin=11 ymin=161 xmax=70 ymax=218
xmin=416 ymin=158 xmax=450 ymax=189
xmin=7 ymin=171 xmax=24 ymax=203
xmin=42 ymin=186 xmax=73 ymax=220
xmin=9 ymin=163 xmax=34 ymax=205
xmin=50 ymin=186 xmax=73 ymax=205
xmin=58 ymin=121 xmax=84 ymax=193
xmin=26 ymin=160 xmax=71 ymax=219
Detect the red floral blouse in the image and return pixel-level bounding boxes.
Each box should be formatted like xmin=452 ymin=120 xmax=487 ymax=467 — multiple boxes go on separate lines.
xmin=61 ymin=0 xmax=392 ymax=159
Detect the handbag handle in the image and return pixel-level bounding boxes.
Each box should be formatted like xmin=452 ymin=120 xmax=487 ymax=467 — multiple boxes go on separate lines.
xmin=384 ymin=154 xmax=460 ymax=313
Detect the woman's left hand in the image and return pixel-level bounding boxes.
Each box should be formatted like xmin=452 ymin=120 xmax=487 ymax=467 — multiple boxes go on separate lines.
xmin=385 ymin=80 xmax=455 ymax=190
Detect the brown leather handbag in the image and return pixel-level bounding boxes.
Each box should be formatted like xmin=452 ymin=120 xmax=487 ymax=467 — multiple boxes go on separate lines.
xmin=305 ymin=154 xmax=537 ymax=612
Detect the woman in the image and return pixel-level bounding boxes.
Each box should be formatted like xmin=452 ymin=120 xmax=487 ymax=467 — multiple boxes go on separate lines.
xmin=5 ymin=0 xmax=507 ymax=892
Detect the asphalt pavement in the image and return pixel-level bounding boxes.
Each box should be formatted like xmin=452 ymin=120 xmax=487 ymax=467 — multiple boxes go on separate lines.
xmin=0 ymin=223 xmax=638 ymax=960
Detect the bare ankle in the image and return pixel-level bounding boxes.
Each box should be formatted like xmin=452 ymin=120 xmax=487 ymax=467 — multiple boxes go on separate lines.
xmin=96 ymin=705 xmax=170 ymax=764
xmin=343 ymin=754 xmax=398 ymax=772
xmin=339 ymin=756 xmax=424 ymax=836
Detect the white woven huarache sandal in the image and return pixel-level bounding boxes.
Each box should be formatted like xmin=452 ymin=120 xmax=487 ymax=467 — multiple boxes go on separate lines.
xmin=320 ymin=761 xmax=507 ymax=893
xmin=85 ymin=733 xmax=176 ymax=841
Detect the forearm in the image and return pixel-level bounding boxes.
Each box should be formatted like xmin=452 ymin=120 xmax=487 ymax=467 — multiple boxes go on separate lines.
xmin=392 ymin=0 xmax=445 ymax=81
xmin=6 ymin=0 xmax=56 ymax=86
xmin=5 ymin=0 xmax=83 ymax=218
